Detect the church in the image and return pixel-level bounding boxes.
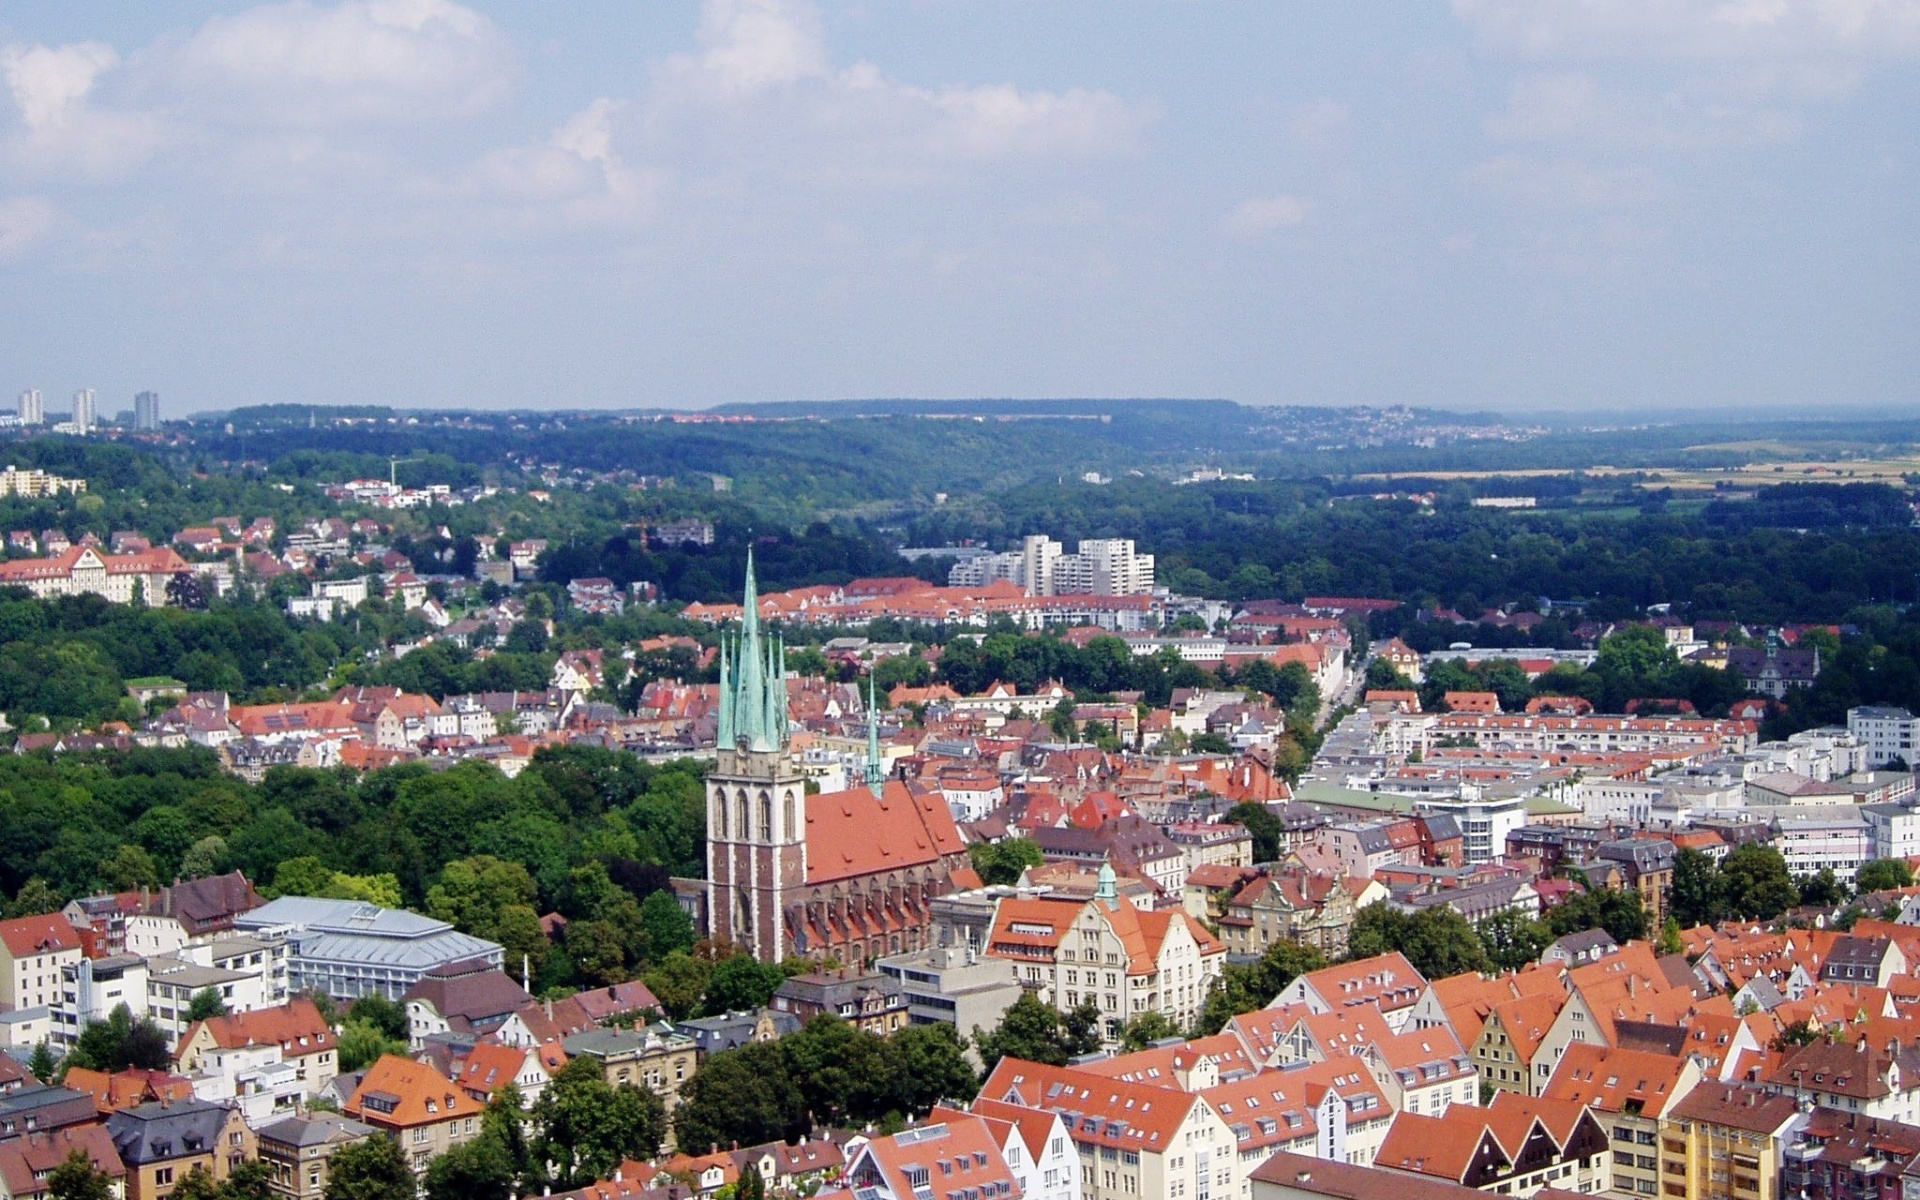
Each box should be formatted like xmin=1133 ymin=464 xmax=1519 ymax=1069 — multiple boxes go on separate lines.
xmin=705 ymin=555 xmax=976 ymax=964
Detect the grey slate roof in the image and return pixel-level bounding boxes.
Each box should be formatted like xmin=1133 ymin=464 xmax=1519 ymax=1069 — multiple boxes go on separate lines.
xmin=106 ymin=1100 xmax=235 ymax=1165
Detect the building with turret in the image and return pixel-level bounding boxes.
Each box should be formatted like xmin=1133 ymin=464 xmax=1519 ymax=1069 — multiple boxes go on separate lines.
xmin=705 ymin=552 xmax=976 ymax=964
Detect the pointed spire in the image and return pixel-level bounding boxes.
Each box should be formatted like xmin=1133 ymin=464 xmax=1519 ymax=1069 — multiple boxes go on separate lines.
xmin=865 ymin=675 xmax=884 ymax=797
xmin=716 ymin=636 xmax=734 ymax=748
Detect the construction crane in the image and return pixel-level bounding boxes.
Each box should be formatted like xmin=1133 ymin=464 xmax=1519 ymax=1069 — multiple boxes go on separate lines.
xmin=388 ymin=456 xmax=418 ymax=488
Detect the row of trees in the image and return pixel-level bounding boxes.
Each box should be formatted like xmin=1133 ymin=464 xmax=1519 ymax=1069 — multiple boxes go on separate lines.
xmin=673 ymin=1016 xmax=976 ymax=1153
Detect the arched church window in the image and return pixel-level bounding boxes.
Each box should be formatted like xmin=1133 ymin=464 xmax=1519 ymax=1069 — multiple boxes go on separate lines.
xmin=735 ymin=790 xmax=750 ymax=841
xmin=783 ymin=791 xmax=797 ymax=840
xmin=760 ymin=791 xmax=773 ymax=840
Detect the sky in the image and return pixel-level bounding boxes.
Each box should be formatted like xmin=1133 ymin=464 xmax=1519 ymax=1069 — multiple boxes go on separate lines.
xmin=0 ymin=1 xmax=1915 ymax=417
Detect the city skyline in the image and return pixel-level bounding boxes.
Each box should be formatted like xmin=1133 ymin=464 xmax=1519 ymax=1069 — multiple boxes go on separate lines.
xmin=2 ymin=1 xmax=1916 ymax=414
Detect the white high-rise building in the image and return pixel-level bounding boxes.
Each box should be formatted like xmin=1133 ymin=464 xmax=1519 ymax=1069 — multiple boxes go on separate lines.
xmin=946 ymin=535 xmax=1155 ymax=597
xmin=16 ymin=389 xmax=42 ymax=425
xmin=71 ymin=389 xmax=96 ymax=434
xmin=134 ymin=390 xmax=160 ymax=431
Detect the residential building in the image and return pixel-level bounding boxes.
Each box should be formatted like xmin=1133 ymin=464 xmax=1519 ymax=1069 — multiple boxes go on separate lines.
xmin=675 ymin=1008 xmax=801 ymax=1056
xmin=771 ymin=968 xmax=910 ymax=1036
xmin=51 ymin=954 xmax=148 ymax=1048
xmin=146 ymin=935 xmax=291 ymax=1041
xmin=256 ymin=1112 xmax=376 ymax=1200
xmin=1779 ymin=1108 xmax=1920 ymax=1200
xmin=1863 ymin=803 xmax=1920 ymax=863
xmin=560 ymin=1024 xmax=700 ymax=1114
xmin=1216 ymin=870 xmax=1358 ymax=962
xmin=980 ymin=1057 xmax=1243 ymax=1200
xmin=1593 ymin=841 xmax=1676 ymax=928
xmin=1763 ymin=1034 xmax=1920 ymax=1126
xmin=134 ymin=391 xmax=160 ymax=431
xmin=402 ymin=960 xmax=532 ymax=1048
xmin=70 ymin=390 xmax=95 ymax=435
xmin=1251 ymin=1153 xmax=1494 ymax=1200
xmin=106 ymin=1099 xmax=255 ymax=1200
xmin=16 ymin=390 xmax=42 ymax=426
xmin=174 ymin=999 xmax=338 ymax=1101
xmin=1267 ymin=955 xmax=1429 ymax=1034
xmin=967 ymin=1098 xmax=1082 ymax=1200
xmin=1851 ymin=707 xmax=1920 ymax=769
xmin=233 ymin=897 xmax=503 ymax=1000
xmin=0 ymin=915 xmax=84 ymax=1012
xmin=1541 ymin=1042 xmax=1703 ymax=1200
xmin=1371 ymin=1091 xmax=1610 ymax=1197
xmin=1658 ymin=1084 xmax=1804 ymax=1200
xmin=1770 ymin=806 xmax=1872 ymax=882
xmin=342 ymin=1053 xmax=485 ymax=1175
xmin=0 ymin=1124 xmax=127 ymax=1200
xmin=986 ymin=866 xmax=1225 ymax=1044
xmin=843 ymin=1113 xmax=1026 ymax=1200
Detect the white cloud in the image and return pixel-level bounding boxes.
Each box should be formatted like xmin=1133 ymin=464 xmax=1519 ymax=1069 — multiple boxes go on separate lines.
xmin=0 ymin=195 xmax=55 ymax=258
xmin=466 ymin=99 xmax=661 ymax=226
xmin=0 ymin=41 xmax=166 ymax=177
xmin=1453 ymin=0 xmax=1920 ymax=60
xmin=169 ymin=0 xmax=514 ymax=124
xmin=1223 ymin=194 xmax=1309 ymax=238
xmin=653 ymin=0 xmax=1144 ymax=169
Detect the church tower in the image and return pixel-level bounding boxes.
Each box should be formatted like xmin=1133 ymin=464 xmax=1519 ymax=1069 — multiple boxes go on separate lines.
xmin=705 ymin=551 xmax=809 ymax=962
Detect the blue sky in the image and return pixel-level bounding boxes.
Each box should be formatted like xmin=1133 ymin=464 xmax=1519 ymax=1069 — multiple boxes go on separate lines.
xmin=1 ymin=1 xmax=1915 ymax=416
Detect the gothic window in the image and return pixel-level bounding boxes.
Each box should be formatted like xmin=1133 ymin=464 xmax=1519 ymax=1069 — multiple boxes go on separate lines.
xmin=736 ymin=890 xmax=752 ymax=940
xmin=783 ymin=791 xmax=797 ymax=841
xmin=715 ymin=788 xmax=728 ymax=839
xmin=735 ymin=791 xmax=750 ymax=841
xmin=760 ymin=791 xmax=774 ymax=841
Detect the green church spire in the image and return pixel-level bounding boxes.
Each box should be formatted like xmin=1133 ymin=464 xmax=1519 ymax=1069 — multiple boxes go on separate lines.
xmin=720 ymin=547 xmax=789 ymax=754
xmin=864 ymin=675 xmax=885 ymax=797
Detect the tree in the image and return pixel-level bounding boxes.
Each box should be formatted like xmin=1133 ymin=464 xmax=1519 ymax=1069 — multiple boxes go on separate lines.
xmin=1190 ymin=732 xmax=1234 ymax=755
xmin=1476 ymin=910 xmax=1553 ymax=972
xmin=968 ymin=838 xmax=1045 ymax=886
xmin=66 ymin=1004 xmax=170 ymax=1072
xmin=336 ymin=1020 xmax=406 ymax=1073
xmin=1349 ymin=906 xmax=1491 ymax=980
xmin=424 ymin=1133 xmax=516 ymax=1200
xmin=1224 ymin=802 xmax=1282 ymax=864
xmin=1656 ymin=916 xmax=1685 ymax=956
xmin=1545 ymin=886 xmax=1648 ymax=946
xmin=889 ymin=1022 xmax=978 ymax=1115
xmin=28 ymin=1039 xmax=56 ymax=1084
xmin=641 ymin=889 xmax=695 ymax=961
xmin=269 ymin=856 xmax=338 ymax=899
xmin=1668 ymin=848 xmax=1722 ymax=928
xmin=1720 ymin=844 xmax=1800 ymax=920
xmin=1856 ymin=858 xmax=1915 ymax=893
xmin=737 ymin=1162 xmax=768 ymax=1200
xmin=532 ymin=1056 xmax=668 ymax=1189
xmin=974 ymin=992 xmax=1076 ymax=1071
xmin=1119 ymin=1012 xmax=1183 ymax=1052
xmin=220 ymin=1162 xmax=275 ymax=1200
xmin=1196 ymin=939 xmax=1327 ymax=1035
xmin=186 ymin=988 xmax=229 ymax=1022
xmin=178 ymin=835 xmax=229 ymax=879
xmin=102 ymin=844 xmax=159 ymax=891
xmin=1061 ymin=999 xmax=1105 ymax=1057
xmin=48 ymin=1150 xmax=113 ymax=1200
xmin=346 ymin=994 xmax=409 ymax=1041
xmin=427 ymin=855 xmax=549 ymax=975
xmin=323 ymin=1135 xmax=415 ymax=1200
xmin=703 ymin=953 xmax=787 ymax=1015
xmin=643 ymin=950 xmax=712 ymax=1020
xmin=674 ymin=1040 xmax=806 ymax=1153
xmin=5 ymin=878 xmax=61 ymax=919
xmin=1798 ymin=868 xmax=1849 ymax=909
